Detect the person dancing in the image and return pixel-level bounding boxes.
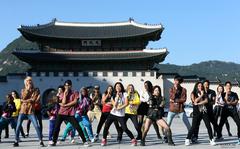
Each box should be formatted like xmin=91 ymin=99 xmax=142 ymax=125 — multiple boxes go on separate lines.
xmin=141 ymin=85 xmax=175 ymax=146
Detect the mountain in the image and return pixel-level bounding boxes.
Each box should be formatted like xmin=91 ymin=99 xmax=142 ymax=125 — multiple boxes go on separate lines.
xmin=0 ymin=36 xmax=38 ymax=75
xmin=156 ymin=61 xmax=240 ymax=82
xmin=0 ymin=36 xmax=240 ymax=82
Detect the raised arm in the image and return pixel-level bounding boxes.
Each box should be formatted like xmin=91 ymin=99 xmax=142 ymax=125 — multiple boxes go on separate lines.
xmin=197 ymin=96 xmax=208 ymax=105
xmin=21 ymin=89 xmax=34 ymax=103
xmin=231 ymin=93 xmax=239 ymax=106
xmin=192 ymin=92 xmax=204 ymax=105
xmin=61 ymin=92 xmax=78 ymax=107
xmin=102 ymin=93 xmax=111 ymax=105
xmin=117 ymin=96 xmax=129 ymax=110
xmin=129 ymin=92 xmax=140 ymax=105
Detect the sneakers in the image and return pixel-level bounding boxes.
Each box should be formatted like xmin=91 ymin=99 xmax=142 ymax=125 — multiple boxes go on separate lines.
xmin=40 ymin=141 xmax=45 ymax=147
xmin=48 ymin=141 xmax=54 ymax=145
xmin=191 ymin=138 xmax=199 ymax=144
xmin=101 ymin=139 xmax=107 ymax=146
xmin=57 ymin=138 xmax=65 ymax=144
xmin=107 ymin=134 xmax=112 ymax=139
xmin=210 ymin=139 xmax=216 ymax=146
xmin=68 ymin=136 xmax=74 ymax=142
xmin=48 ymin=141 xmax=56 ymax=146
xmin=13 ymin=142 xmax=19 ymax=147
xmin=131 ymin=139 xmax=137 ymax=146
xmin=25 ymin=133 xmax=29 ymax=138
xmin=90 ymin=138 xmax=95 ymax=143
xmin=94 ymin=134 xmax=99 ymax=142
xmin=22 ymin=133 xmax=26 ymax=138
xmin=216 ymin=136 xmax=224 ymax=141
xmin=71 ymin=139 xmax=75 ymax=144
xmin=83 ymin=141 xmax=91 ymax=147
xmin=168 ymin=141 xmax=175 ymax=146
xmin=107 ymin=132 xmax=112 ymax=139
xmin=185 ymin=139 xmax=190 ymax=146
xmin=48 ymin=143 xmax=56 ymax=147
xmin=237 ymin=139 xmax=240 ymax=145
xmin=163 ymin=136 xmax=168 ymax=143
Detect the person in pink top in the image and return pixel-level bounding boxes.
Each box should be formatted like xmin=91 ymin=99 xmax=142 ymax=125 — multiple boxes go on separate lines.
xmin=49 ymin=80 xmax=89 ymax=147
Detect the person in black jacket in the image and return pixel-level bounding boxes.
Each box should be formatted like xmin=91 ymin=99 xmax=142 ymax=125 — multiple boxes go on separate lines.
xmin=185 ymin=82 xmax=216 ymax=146
xmin=141 ymin=85 xmax=174 ymax=146
xmin=217 ymin=81 xmax=240 ymax=145
xmin=0 ymin=94 xmax=16 ymax=142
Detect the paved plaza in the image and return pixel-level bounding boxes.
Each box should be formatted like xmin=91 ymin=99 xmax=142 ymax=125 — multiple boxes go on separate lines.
xmin=0 ymin=117 xmax=239 ymax=149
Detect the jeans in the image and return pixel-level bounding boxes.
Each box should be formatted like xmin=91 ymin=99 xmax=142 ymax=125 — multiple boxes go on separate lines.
xmin=0 ymin=117 xmax=16 ymax=138
xmin=49 ymin=120 xmax=56 ymax=141
xmin=62 ymin=113 xmax=89 ymax=141
xmin=15 ymin=114 xmax=42 ymax=142
xmin=167 ymin=111 xmax=191 ymax=130
xmin=12 ymin=116 xmax=25 ymax=137
xmin=26 ymin=110 xmax=43 ymax=135
xmin=78 ymin=115 xmax=94 ymax=140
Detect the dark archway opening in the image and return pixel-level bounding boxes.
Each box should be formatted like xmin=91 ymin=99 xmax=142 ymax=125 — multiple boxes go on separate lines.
xmin=41 ymin=88 xmax=57 ymax=118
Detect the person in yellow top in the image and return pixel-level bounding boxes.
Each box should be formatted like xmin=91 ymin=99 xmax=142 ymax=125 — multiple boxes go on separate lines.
xmin=11 ymin=90 xmax=26 ymax=138
xmin=125 ymin=84 xmax=141 ymax=114
xmin=120 ymin=84 xmax=141 ymax=140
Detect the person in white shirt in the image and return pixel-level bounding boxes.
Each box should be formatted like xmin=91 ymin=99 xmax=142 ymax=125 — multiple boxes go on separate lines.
xmin=137 ymin=81 xmax=163 ymax=140
xmin=213 ymin=85 xmax=232 ymax=136
xmin=101 ymin=82 xmax=137 ymax=146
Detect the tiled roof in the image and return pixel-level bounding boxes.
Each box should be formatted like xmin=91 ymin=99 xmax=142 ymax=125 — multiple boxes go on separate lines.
xmin=12 ymin=49 xmax=168 ymax=62
xmin=18 ymin=19 xmax=163 ymax=40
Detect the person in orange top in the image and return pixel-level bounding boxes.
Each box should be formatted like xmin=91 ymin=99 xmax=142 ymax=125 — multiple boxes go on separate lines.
xmin=13 ymin=76 xmax=44 ymax=147
xmin=25 ymin=88 xmax=43 ymax=137
xmin=167 ymin=75 xmax=191 ymax=130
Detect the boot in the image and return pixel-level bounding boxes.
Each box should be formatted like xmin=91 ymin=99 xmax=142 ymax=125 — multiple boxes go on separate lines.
xmin=117 ymin=136 xmax=122 ymax=144
xmin=163 ymin=136 xmax=168 ymax=143
xmin=166 ymin=129 xmax=175 ymax=146
xmin=140 ymin=139 xmax=145 ymax=146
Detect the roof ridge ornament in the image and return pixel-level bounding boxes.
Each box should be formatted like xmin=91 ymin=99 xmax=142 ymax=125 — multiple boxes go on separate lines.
xmin=129 ymin=17 xmax=134 ymax=22
xmin=52 ymin=18 xmax=57 ymax=23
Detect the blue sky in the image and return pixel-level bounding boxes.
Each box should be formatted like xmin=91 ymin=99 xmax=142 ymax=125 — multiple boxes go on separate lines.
xmin=1 ymin=0 xmax=239 ymax=65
